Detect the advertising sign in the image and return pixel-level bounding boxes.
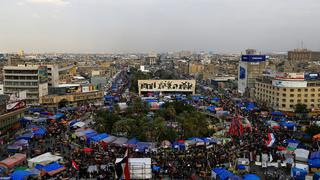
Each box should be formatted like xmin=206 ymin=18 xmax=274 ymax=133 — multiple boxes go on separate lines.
xmin=276 ymin=72 xmax=304 ymax=80
xmin=138 ymin=80 xmax=196 ymax=94
xmin=38 ymin=66 xmax=48 ymax=83
xmin=305 ymin=73 xmax=320 ymax=81
xmin=82 ymin=86 xmax=90 ymax=93
xmin=272 ymin=80 xmax=307 ymax=88
xmin=241 ymin=55 xmax=266 ymax=62
xmin=66 ymin=86 xmax=81 ymax=93
xmin=239 ymin=66 xmax=246 ymax=79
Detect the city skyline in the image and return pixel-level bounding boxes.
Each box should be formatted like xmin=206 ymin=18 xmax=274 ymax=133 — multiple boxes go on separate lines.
xmin=1 ymin=0 xmax=320 ymax=53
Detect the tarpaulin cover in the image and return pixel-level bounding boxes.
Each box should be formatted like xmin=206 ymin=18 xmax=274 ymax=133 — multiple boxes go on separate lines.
xmin=285 ymin=139 xmax=300 ymax=144
xmin=90 ymin=133 xmax=108 ymax=142
xmin=68 ymin=120 xmax=79 ymax=126
xmin=125 ymin=138 xmax=139 ymax=147
xmin=41 ymin=162 xmax=66 ymax=176
xmin=34 ymin=128 xmax=46 ymax=136
xmin=280 ymin=121 xmax=295 ymax=128
xmin=207 ymin=106 xmax=216 ymax=112
xmin=314 ymin=172 xmax=320 ymax=180
xmin=212 ymin=168 xmax=235 ymax=180
xmin=294 ymin=149 xmax=309 ymax=162
xmin=212 ymin=97 xmax=220 ymax=102
xmin=16 ymin=133 xmax=33 ymax=140
xmin=291 ymin=167 xmax=307 ymax=180
xmin=112 ymin=137 xmax=128 ymax=146
xmin=230 ymin=176 xmax=243 ymax=180
xmin=10 ymin=170 xmax=31 ymax=180
xmin=310 ymin=151 xmax=320 ymax=160
xmin=48 ymin=113 xmax=65 ymax=120
xmin=101 ymin=136 xmax=117 ymax=143
xmin=135 ymin=142 xmax=152 ymax=152
xmin=243 ymin=174 xmax=260 ymax=180
xmin=271 ymin=111 xmax=284 ymax=116
xmin=0 ymin=153 xmax=26 ymax=169
xmin=308 ymin=159 xmax=320 ymax=168
xmin=28 ymin=108 xmax=44 ymax=113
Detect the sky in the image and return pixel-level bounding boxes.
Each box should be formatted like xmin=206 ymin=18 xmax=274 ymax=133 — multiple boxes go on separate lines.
xmin=0 ymin=0 xmax=320 ymax=53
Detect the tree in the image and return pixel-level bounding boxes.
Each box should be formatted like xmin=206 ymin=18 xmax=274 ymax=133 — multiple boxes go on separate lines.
xmin=95 ymin=110 xmax=121 ymax=133
xmin=306 ymin=124 xmax=320 ymax=137
xmin=295 ymin=103 xmax=308 ymax=114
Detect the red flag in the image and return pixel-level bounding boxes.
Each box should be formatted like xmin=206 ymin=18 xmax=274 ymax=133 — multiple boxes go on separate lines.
xmin=124 ymin=149 xmax=130 ymax=180
xmin=72 ymin=160 xmax=79 ymax=171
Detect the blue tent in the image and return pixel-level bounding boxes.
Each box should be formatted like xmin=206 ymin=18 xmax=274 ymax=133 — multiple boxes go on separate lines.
xmin=41 ymin=162 xmax=65 ymax=174
xmin=34 ymin=128 xmax=46 ymax=136
xmin=135 ymin=142 xmax=151 ymax=152
xmin=271 ymin=111 xmax=284 ymax=116
xmin=285 ymin=139 xmax=300 ymax=144
xmin=10 ymin=170 xmax=31 ymax=180
xmin=280 ymin=121 xmax=295 ymax=129
xmin=308 ymin=159 xmax=320 ymax=168
xmin=291 ymin=167 xmax=307 ymax=180
xmin=173 ymin=141 xmax=185 ymax=150
xmin=243 ymin=174 xmax=260 ymax=180
xmin=212 ymin=168 xmax=235 ymax=180
xmin=212 ymin=97 xmax=220 ymax=102
xmin=310 ymin=151 xmax=320 ymax=160
xmin=68 ymin=120 xmax=79 ymax=126
xmin=28 ymin=108 xmax=44 ymax=113
xmin=126 ymin=138 xmax=139 ymax=147
xmin=16 ymin=133 xmax=33 ymax=140
xmin=314 ymin=172 xmax=320 ymax=180
xmin=207 ymin=106 xmax=216 ymax=112
xmin=90 ymin=133 xmax=108 ymax=142
xmin=48 ymin=113 xmax=65 ymax=120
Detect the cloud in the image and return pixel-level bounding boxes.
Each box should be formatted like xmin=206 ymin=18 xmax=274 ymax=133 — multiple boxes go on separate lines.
xmin=25 ymin=0 xmax=70 ymax=6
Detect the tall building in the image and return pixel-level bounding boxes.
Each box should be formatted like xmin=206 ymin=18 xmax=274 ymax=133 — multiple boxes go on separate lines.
xmin=238 ymin=54 xmax=267 ymax=96
xmin=46 ymin=64 xmax=59 ymax=87
xmin=3 ymin=65 xmax=49 ymax=105
xmin=288 ymin=49 xmax=320 ymax=62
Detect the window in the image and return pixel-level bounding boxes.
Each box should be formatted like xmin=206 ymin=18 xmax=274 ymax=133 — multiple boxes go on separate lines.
xmin=297 ymin=100 xmax=301 ymax=103
xmin=283 ymin=94 xmax=286 ymax=97
xmin=311 ymin=88 xmax=315 ymax=92
xmin=304 ymin=94 xmax=308 ymax=97
xmin=290 ymin=94 xmax=294 ymax=97
xmin=311 ymin=99 xmax=315 ymax=102
xmin=290 ymin=89 xmax=294 ymax=92
xmin=305 ymin=89 xmax=308 ymax=92
xmin=304 ymin=99 xmax=308 ymax=103
xmin=290 ymin=99 xmax=294 ymax=103
xmin=282 ymin=104 xmax=286 ymax=108
xmin=311 ymin=94 xmax=315 ymax=97
xmin=283 ymin=88 xmax=287 ymax=91
xmin=282 ymin=99 xmax=286 ymax=102
xmin=298 ymin=89 xmax=301 ymax=92
xmin=290 ymin=105 xmax=294 ymax=108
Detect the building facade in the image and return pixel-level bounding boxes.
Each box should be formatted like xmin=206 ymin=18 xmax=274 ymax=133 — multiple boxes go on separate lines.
xmin=288 ymin=49 xmax=320 ymax=62
xmin=238 ymin=54 xmax=267 ymax=96
xmin=255 ymin=76 xmax=320 ymax=112
xmin=3 ymin=65 xmax=48 ymax=105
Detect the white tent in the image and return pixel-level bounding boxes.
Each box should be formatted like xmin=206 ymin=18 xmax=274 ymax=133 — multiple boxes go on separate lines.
xmin=72 ymin=122 xmax=86 ymax=128
xmin=294 ymin=149 xmax=310 ymax=162
xmin=28 ymin=152 xmax=63 ymax=168
xmin=115 ymin=158 xmax=151 ymax=179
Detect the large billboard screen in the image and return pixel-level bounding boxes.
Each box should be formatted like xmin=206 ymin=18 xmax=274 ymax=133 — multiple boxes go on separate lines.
xmin=272 ymin=80 xmax=307 ymax=88
xmin=241 ymin=55 xmax=266 ymax=62
xmin=239 ymin=66 xmax=246 ymax=79
xmin=305 ymin=73 xmax=320 ymax=81
xmin=138 ymin=80 xmax=196 ymax=93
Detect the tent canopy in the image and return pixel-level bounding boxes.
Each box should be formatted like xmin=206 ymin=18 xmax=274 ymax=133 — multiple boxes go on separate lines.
xmin=125 ymin=138 xmax=139 ymax=147
xmin=310 ymin=151 xmax=320 ymax=160
xmin=28 ymin=152 xmax=63 ymax=168
xmin=10 ymin=170 xmax=31 ymax=180
xmin=243 ymin=174 xmax=260 ymax=180
xmin=90 ymin=133 xmax=108 ymax=142
xmin=0 ymin=153 xmax=26 ymax=169
xmin=41 ymin=162 xmax=66 ymax=176
xmin=112 ymin=137 xmax=128 ymax=146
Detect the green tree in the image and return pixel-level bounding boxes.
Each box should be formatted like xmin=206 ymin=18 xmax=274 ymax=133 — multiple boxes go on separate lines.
xmin=295 ymin=103 xmax=308 ymax=114
xmin=95 ymin=110 xmax=121 ymax=133
xmin=306 ymin=124 xmax=320 ymax=137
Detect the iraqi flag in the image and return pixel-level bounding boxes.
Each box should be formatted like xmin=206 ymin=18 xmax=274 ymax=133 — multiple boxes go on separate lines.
xmin=72 ymin=160 xmax=79 ymax=171
xmin=115 ymin=149 xmax=130 ymax=180
xmin=265 ymin=133 xmax=275 ymax=147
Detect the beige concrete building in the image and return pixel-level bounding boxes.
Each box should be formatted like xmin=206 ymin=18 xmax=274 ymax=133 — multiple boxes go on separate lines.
xmin=40 ymin=91 xmax=104 ymax=107
xmin=3 ymin=65 xmax=48 ymax=105
xmin=255 ymin=76 xmax=320 ymax=112
xmin=288 ymin=49 xmax=320 ymax=62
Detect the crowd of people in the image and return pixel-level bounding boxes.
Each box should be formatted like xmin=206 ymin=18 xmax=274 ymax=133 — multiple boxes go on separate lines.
xmin=1 ymin=87 xmax=319 ymax=179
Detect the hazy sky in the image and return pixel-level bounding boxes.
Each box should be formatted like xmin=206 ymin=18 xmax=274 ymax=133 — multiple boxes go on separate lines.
xmin=0 ymin=0 xmax=320 ymax=53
